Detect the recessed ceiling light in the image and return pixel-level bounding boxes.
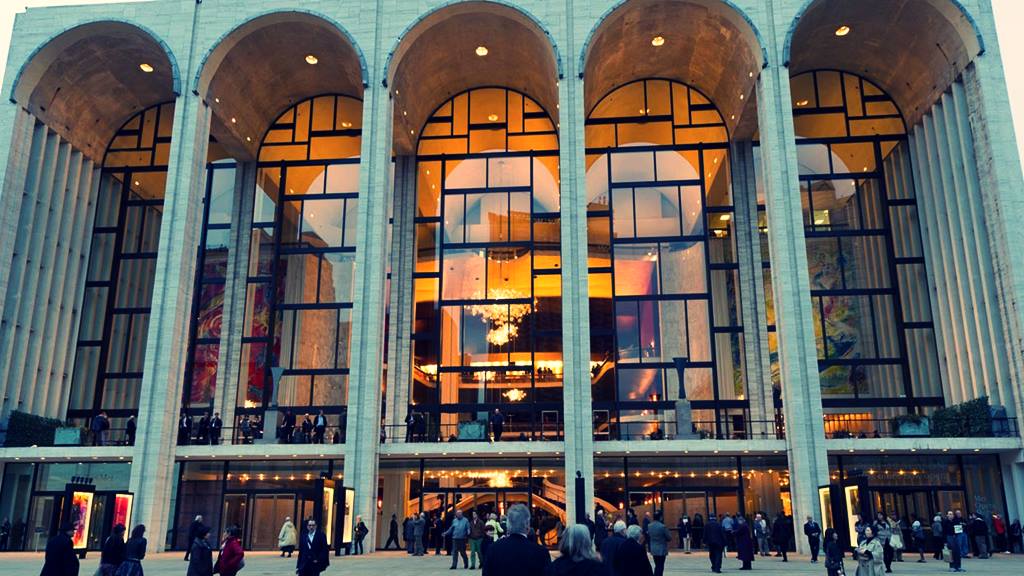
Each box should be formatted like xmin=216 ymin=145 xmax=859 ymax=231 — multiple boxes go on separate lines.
xmin=796 ymin=99 xmax=809 ymax=106
xmin=246 ymin=136 xmax=252 ymax=142
xmin=139 ymin=63 xmax=154 ymax=73
xmin=133 ymin=180 xmax=140 ymax=186
xmin=214 ymin=97 xmax=220 ymax=104
xmin=487 ymin=113 xmax=498 ymax=122
xmin=651 ymin=36 xmax=665 ymax=47
xmin=230 ymin=117 xmax=236 ymax=124
xmin=305 ymin=54 xmax=319 ymax=65
xmin=475 ymin=46 xmax=489 ymax=56
xmin=341 ymin=121 xmax=353 ymax=128
xmin=720 ymin=214 xmax=731 ymax=221
xmin=835 ymin=25 xmax=851 ymax=37
xmin=749 ymin=71 xmax=754 ymax=78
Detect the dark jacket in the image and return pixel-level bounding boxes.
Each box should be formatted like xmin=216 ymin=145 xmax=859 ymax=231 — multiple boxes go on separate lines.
xmin=825 ymin=539 xmax=844 ymax=564
xmin=125 ymin=536 xmax=147 ymax=561
xmin=703 ymin=519 xmax=726 ymax=548
xmin=100 ymin=534 xmax=126 ymax=566
xmin=735 ymin=522 xmax=755 ymax=562
xmin=186 ymin=538 xmax=214 ymax=576
xmin=40 ymin=532 xmax=78 ymax=576
xmin=187 ymin=520 xmax=205 ymax=547
xmin=296 ymin=529 xmax=330 ymax=574
xmin=647 ymin=521 xmax=671 ymax=556
xmin=771 ymin=516 xmax=791 ymax=546
xmin=545 ymin=556 xmax=611 ymax=576
xmin=483 ymin=533 xmax=551 ymax=576
xmin=613 ymin=538 xmax=653 ymax=576
xmin=599 ymin=533 xmax=627 ymax=568
xmin=595 ymin=515 xmax=608 ymax=548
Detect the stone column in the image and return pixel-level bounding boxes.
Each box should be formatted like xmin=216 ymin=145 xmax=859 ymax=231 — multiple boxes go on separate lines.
xmin=342 ymin=76 xmax=392 ymax=551
xmin=129 ymin=93 xmax=211 ymax=550
xmin=756 ymin=63 xmax=830 ymax=554
xmin=560 ymin=68 xmax=594 ymax=520
xmin=384 ymin=156 xmax=416 ymax=434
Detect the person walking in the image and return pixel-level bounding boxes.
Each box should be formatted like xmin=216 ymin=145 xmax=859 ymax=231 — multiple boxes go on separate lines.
xmin=648 ymin=512 xmax=671 ymax=576
xmin=353 ymin=515 xmax=368 ymax=554
xmin=412 ymin=512 xmax=427 ymax=556
xmin=735 ymin=517 xmax=754 ymax=571
xmin=910 ymin=519 xmax=925 ymax=563
xmin=614 ymin=525 xmax=653 ymax=576
xmin=209 ymin=412 xmax=222 ymax=445
xmin=942 ymin=511 xmax=964 ymax=572
xmin=599 ymin=520 xmax=628 ymax=570
xmin=469 ymin=511 xmax=486 ymax=569
xmin=1010 ymin=518 xmax=1023 ymax=553
xmin=931 ymin=515 xmax=944 ymax=560
xmin=595 ymin=509 xmax=608 ymax=550
xmin=184 ymin=515 xmax=205 ymax=561
xmin=483 ymin=504 xmax=551 ymax=576
xmin=432 ymin=513 xmax=444 ymax=555
xmin=296 ymin=519 xmax=329 ymax=576
xmin=215 ymin=526 xmax=244 ymax=576
xmin=721 ymin=513 xmax=734 ymax=554
xmin=824 ymin=528 xmax=845 ymax=576
xmin=677 ymin=514 xmax=691 ymax=553
xmin=871 ymin=512 xmax=893 ymax=573
xmin=544 ymin=524 xmax=607 ymax=576
xmin=888 ymin=514 xmax=904 ymax=562
xmin=125 ymin=414 xmax=136 ymax=446
xmin=486 ymin=513 xmax=504 ymax=541
xmin=40 ymin=522 xmax=78 ymax=576
xmin=278 ymin=517 xmax=297 ymax=557
xmin=444 ymin=509 xmax=471 ymax=569
xmin=854 ymin=526 xmax=884 ymax=576
xmin=489 ymin=409 xmax=505 ymax=441
xmin=804 ymin=515 xmax=822 ymax=563
xmin=992 ymin=513 xmax=1007 ymax=553
xmin=771 ymin=512 xmax=790 ymax=562
xmin=971 ymin=513 xmax=989 ymax=558
xmin=753 ymin=513 xmax=768 ymax=557
xmin=854 ymin=515 xmax=868 ymax=546
xmin=100 ymin=524 xmax=126 ymax=576
xmin=186 ymin=525 xmax=214 ymax=576
xmin=385 ymin=513 xmax=401 ymax=550
xmin=692 ymin=513 xmax=704 ymax=550
xmin=115 ymin=524 xmax=147 ymax=576
xmin=704 ymin=514 xmax=726 ymax=574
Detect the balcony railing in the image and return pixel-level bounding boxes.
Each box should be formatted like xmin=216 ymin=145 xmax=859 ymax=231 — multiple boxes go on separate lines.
xmin=824 ymin=415 xmax=1019 ymax=439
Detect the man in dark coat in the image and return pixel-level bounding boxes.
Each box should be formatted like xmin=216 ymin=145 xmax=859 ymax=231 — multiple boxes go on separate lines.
xmin=804 ymin=515 xmax=822 ymax=563
xmin=297 ymin=518 xmax=330 ymax=576
xmin=178 ymin=414 xmax=192 ymax=445
xmin=735 ymin=517 xmax=755 ymax=570
xmin=184 ymin=515 xmax=205 ymax=561
xmin=772 ymin=512 xmax=791 ymax=561
xmin=482 ymin=504 xmax=550 ymax=576
xmin=125 ymin=414 xmax=137 ymax=446
xmin=209 ymin=412 xmax=223 ymax=445
xmin=614 ymin=525 xmax=653 ymax=576
xmin=40 ymin=522 xmax=78 ymax=576
xmin=595 ymin=509 xmax=608 ymax=549
xmin=281 ymin=410 xmax=296 ymax=444
xmin=385 ymin=513 xmax=401 ymax=550
xmin=704 ymin=514 xmax=726 ymax=574
xmin=600 ymin=520 xmax=628 ymax=570
xmin=489 ymin=409 xmax=504 ymax=441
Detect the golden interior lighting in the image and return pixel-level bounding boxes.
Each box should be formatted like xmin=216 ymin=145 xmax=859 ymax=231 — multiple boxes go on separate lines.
xmin=835 ymin=25 xmax=851 ymax=36
xmin=475 ymin=46 xmax=489 ymax=56
xmin=305 ymin=54 xmax=319 ymax=65
xmin=138 ymin=63 xmax=154 ymax=73
xmin=651 ymin=36 xmax=665 ymax=47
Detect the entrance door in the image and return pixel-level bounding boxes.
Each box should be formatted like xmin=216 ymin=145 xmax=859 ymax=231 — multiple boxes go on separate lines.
xmin=222 ymin=494 xmax=247 ymax=540
xmin=249 ymin=494 xmax=296 ymax=550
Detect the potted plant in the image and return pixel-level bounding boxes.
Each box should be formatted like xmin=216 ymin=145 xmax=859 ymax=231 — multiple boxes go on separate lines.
xmin=891 ymin=413 xmax=930 ymax=437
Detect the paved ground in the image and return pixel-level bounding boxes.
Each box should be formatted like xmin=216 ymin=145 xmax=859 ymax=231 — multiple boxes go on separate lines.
xmin=2 ymin=550 xmax=1023 ymax=575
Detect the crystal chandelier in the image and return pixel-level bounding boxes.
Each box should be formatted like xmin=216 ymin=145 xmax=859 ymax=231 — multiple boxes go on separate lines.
xmin=468 ymin=288 xmax=532 ymax=346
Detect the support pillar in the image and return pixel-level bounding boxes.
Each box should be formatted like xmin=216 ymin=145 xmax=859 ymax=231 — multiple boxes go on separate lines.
xmin=383 ymin=156 xmax=416 ymax=436
xmin=756 ymin=62 xmax=830 ymax=554
xmin=129 ymin=93 xmax=211 ymax=551
xmin=342 ymin=74 xmax=392 ymax=551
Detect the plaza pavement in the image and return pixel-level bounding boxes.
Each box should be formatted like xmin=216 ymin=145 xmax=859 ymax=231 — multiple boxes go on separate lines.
xmin=2 ymin=550 xmax=1024 ymax=575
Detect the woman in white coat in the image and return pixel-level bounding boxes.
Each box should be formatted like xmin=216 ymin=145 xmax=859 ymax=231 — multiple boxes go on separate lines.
xmin=278 ymin=516 xmax=297 ymax=558
xmin=855 ymin=526 xmax=886 ymax=576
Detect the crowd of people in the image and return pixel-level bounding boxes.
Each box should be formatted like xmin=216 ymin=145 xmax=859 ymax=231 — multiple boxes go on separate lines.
xmin=176 ymin=410 xmax=340 ymax=446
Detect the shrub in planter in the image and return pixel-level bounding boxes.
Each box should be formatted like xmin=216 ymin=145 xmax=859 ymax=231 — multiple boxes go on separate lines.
xmin=960 ymin=397 xmax=992 ymax=437
xmin=3 ymin=410 xmax=62 ymax=447
xmin=931 ymin=406 xmax=962 ymax=438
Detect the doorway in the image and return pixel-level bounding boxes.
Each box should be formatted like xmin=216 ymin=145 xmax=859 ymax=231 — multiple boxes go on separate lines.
xmin=221 ymin=492 xmax=318 ymax=550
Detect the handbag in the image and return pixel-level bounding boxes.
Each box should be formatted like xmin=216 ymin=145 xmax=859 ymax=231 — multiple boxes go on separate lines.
xmin=942 ymin=545 xmax=952 ymax=563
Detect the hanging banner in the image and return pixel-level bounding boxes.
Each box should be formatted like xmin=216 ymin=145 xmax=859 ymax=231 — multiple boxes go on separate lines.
xmin=70 ymin=491 xmax=94 ymax=550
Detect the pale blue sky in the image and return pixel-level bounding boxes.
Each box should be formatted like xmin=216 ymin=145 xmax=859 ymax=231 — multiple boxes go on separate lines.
xmin=0 ymin=0 xmax=1022 ymax=167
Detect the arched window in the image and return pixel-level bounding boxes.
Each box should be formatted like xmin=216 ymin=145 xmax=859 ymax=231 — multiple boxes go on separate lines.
xmin=790 ymin=70 xmax=941 ymax=425
xmin=68 ymin=102 xmax=175 ymax=430
xmin=586 ymin=79 xmax=746 ymax=440
xmin=236 ymin=95 xmax=363 ymax=440
xmin=410 ymin=87 xmax=561 ymax=440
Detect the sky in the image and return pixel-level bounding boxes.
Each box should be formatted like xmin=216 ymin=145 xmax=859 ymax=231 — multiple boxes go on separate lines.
xmin=0 ymin=0 xmax=1022 ymax=168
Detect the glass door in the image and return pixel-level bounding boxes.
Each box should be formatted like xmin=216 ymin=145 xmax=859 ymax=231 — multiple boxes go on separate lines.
xmin=249 ymin=494 xmax=296 ymax=550
xmin=221 ymin=494 xmax=247 ymax=542
xmin=26 ymin=495 xmax=56 ymax=551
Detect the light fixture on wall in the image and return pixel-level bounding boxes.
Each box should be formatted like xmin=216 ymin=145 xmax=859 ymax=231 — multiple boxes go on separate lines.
xmin=139 ymin=63 xmax=154 ymax=73
xmin=835 ymin=25 xmax=851 ymax=37
xmin=305 ymin=54 xmax=319 ymax=65
xmin=651 ymin=36 xmax=665 ymax=47
xmin=476 ymin=46 xmax=489 ymax=56
xmin=796 ymin=99 xmax=809 ymax=107
xmin=488 ymin=114 xmax=499 ymax=122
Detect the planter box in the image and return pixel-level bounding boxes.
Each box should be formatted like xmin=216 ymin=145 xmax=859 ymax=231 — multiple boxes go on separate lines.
xmin=892 ymin=418 xmax=930 ymax=437
xmin=53 ymin=427 xmax=84 ymax=446
xmin=457 ymin=420 xmax=487 ymax=441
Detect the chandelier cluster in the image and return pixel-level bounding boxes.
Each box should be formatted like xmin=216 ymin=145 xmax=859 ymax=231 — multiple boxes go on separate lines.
xmin=468 ymin=288 xmax=533 ymax=346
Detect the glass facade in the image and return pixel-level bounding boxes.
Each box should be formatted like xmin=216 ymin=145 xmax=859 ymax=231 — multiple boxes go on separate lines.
xmin=410 ymin=88 xmax=562 ymax=440
xmin=67 ymin=103 xmax=175 ymax=431
xmin=789 ymin=71 xmax=941 ymax=423
xmin=586 ymin=80 xmax=747 ymax=440
xmin=236 ymin=95 xmax=363 ymax=436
